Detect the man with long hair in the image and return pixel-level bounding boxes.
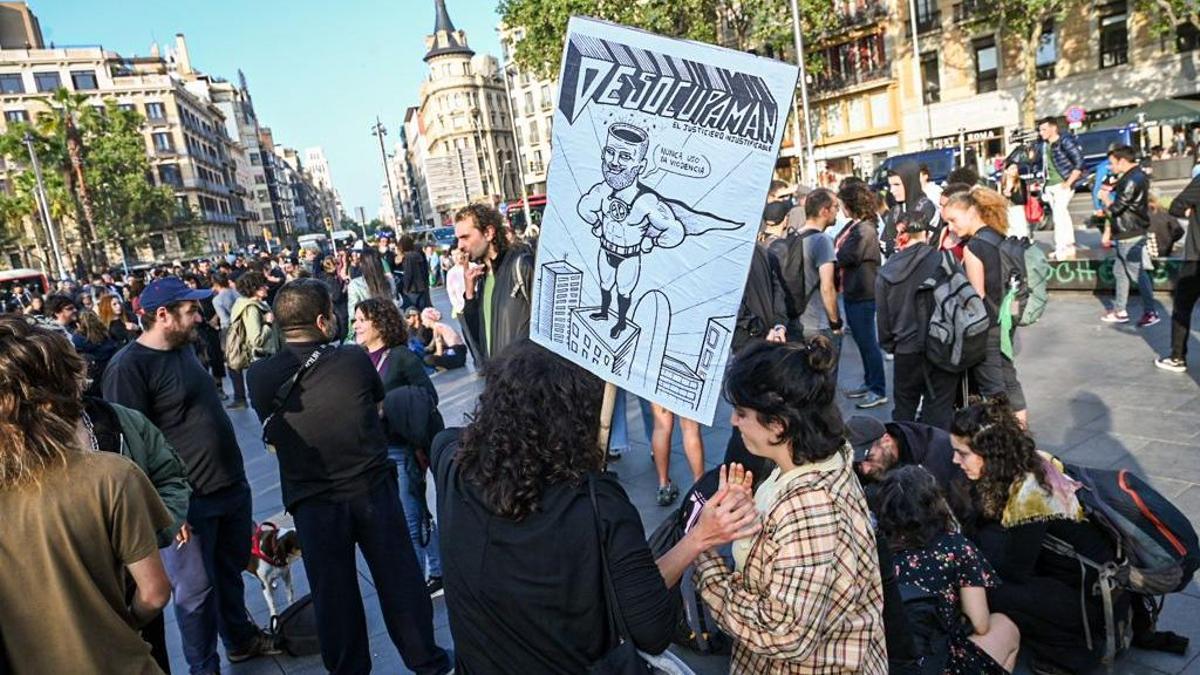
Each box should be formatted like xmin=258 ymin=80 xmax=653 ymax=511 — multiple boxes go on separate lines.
xmin=0 ymin=315 xmax=173 ymax=674
xmin=103 ymin=277 xmax=278 ymax=673
xmin=454 ymin=203 xmax=534 ymax=365
xmin=247 ymin=279 xmax=451 ymax=675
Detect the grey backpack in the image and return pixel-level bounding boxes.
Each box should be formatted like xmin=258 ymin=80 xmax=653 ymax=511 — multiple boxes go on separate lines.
xmin=923 ymin=251 xmax=990 ymax=373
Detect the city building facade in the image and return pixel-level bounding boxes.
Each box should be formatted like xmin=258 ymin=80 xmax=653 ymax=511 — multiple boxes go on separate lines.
xmin=497 ymin=23 xmax=552 ymax=196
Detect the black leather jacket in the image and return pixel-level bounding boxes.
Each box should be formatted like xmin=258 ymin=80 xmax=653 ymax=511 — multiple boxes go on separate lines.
xmin=1106 ymin=166 xmax=1150 ymax=239
xmin=461 ymin=244 xmax=534 ymax=366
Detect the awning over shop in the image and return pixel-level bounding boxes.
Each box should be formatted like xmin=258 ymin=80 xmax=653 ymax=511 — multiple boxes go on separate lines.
xmin=1092 ymin=98 xmax=1200 ymax=129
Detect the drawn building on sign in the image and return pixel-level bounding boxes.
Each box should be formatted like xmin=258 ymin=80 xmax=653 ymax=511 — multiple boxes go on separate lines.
xmin=568 ymin=308 xmax=640 ymax=378
xmin=537 ymin=260 xmax=583 ymax=341
xmin=655 ymin=316 xmax=733 ymax=408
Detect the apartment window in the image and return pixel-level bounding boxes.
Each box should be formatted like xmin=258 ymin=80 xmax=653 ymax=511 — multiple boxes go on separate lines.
xmin=814 ymin=33 xmax=887 ymax=92
xmin=0 ymin=73 xmax=24 ymax=94
xmin=825 ymin=103 xmax=845 ymax=137
xmin=1099 ymin=1 xmax=1129 ymax=68
xmin=913 ymin=0 xmax=940 ymax=32
xmin=254 ymin=174 xmax=265 ymax=184
xmin=145 ymin=102 xmax=166 ymax=120
xmin=33 ymin=71 xmax=61 ymax=93
xmin=1179 ymin=22 xmax=1200 ymax=52
xmin=540 ymin=84 xmax=552 ymax=108
xmin=870 ymin=92 xmax=892 ymax=126
xmin=974 ymin=36 xmax=998 ymax=93
xmin=70 ymin=70 xmax=98 ymax=91
xmin=1036 ymin=20 xmax=1057 ymax=80
xmin=249 ymin=153 xmax=261 ymax=166
xmin=157 ymin=164 xmax=183 ymax=187
xmin=847 ymin=98 xmax=867 ymax=132
xmin=117 ymin=103 xmax=136 ymax=113
xmin=152 ymin=132 xmax=174 ymax=152
xmin=4 ymin=110 xmax=29 ymax=123
xmin=528 ymin=120 xmax=540 ymax=144
xmin=920 ymin=51 xmax=941 ymax=103
xmin=524 ymin=91 xmax=534 ymax=114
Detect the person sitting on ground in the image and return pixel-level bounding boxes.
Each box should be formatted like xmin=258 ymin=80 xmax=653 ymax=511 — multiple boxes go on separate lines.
xmin=405 ymin=306 xmax=432 ymax=356
xmin=0 ymin=315 xmax=173 ymax=674
xmin=696 ymin=338 xmax=887 ymax=672
xmin=873 ymin=465 xmax=1020 ymax=673
xmin=432 ymin=339 xmax=759 ymax=673
xmin=950 ymin=398 xmax=1123 ymax=674
xmin=419 ymin=307 xmax=467 ymax=371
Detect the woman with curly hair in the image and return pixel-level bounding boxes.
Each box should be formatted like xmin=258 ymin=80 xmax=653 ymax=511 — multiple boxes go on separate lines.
xmin=432 ymin=339 xmax=759 ymax=673
xmin=353 ymin=297 xmax=442 ymax=592
xmin=0 ymin=315 xmax=173 ymax=674
xmin=950 ymin=398 xmax=1119 ymax=673
xmin=874 ymin=465 xmax=1019 ymax=673
xmin=835 ymin=180 xmax=888 ymax=409
xmin=942 ymin=188 xmax=1027 ymax=426
xmin=697 ymin=337 xmax=887 ymax=672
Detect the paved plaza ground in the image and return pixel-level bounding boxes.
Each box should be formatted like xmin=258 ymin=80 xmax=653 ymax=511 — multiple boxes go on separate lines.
xmin=169 ymin=280 xmax=1200 ymax=674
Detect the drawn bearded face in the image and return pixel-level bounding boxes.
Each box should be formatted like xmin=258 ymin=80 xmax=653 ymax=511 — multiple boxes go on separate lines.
xmin=602 ymin=125 xmax=648 ymax=190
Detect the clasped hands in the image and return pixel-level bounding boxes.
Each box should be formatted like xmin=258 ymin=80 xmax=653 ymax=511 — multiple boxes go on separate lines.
xmin=687 ymin=463 xmax=761 ymax=552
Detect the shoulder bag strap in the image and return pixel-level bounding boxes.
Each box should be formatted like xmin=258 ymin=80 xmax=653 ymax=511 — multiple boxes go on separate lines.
xmin=588 ymin=473 xmax=633 ymax=643
xmin=261 ymin=344 xmax=332 ymax=442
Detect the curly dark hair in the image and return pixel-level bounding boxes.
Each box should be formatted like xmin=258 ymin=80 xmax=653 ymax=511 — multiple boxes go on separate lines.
xmin=235 ymin=271 xmax=267 ymax=298
xmin=951 ymin=397 xmax=1045 ymax=520
xmin=457 ymin=339 xmax=603 ymax=521
xmin=836 ymin=181 xmax=880 ymax=221
xmin=354 ymin=297 xmax=407 ymax=348
xmin=723 ymin=336 xmax=843 ymax=465
xmin=455 ymin=203 xmax=508 ymax=258
xmin=873 ymin=465 xmax=958 ymax=551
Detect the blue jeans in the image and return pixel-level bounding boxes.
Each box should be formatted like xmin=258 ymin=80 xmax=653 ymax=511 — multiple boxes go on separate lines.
xmin=844 ymin=299 xmax=886 ymax=396
xmin=163 ymin=481 xmax=257 ymax=674
xmin=292 ymin=475 xmax=450 ymax=675
xmin=608 ymin=389 xmax=629 ymax=452
xmin=1113 ymin=236 xmax=1155 ymax=315
xmin=390 ymin=447 xmax=442 ymax=578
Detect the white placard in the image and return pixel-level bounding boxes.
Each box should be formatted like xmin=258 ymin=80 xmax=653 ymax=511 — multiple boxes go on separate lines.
xmin=531 ymin=16 xmax=799 ymax=425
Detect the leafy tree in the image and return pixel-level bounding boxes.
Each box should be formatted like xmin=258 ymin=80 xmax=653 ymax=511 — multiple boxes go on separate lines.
xmin=1134 ymin=0 xmax=1200 ymax=36
xmin=967 ymin=0 xmax=1068 ymax=130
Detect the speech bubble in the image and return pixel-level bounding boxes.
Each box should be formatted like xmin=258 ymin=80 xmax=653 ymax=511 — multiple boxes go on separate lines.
xmin=648 ymin=145 xmax=711 ymax=179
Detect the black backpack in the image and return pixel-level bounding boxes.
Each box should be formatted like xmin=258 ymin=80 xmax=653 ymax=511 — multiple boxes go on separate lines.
xmin=767 ymin=229 xmax=821 ymax=320
xmin=272 ymin=595 xmax=321 ymax=657
xmin=897 ymin=583 xmax=951 ymax=674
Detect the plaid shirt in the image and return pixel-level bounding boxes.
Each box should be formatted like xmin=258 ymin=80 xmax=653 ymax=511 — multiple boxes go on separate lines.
xmin=695 ymin=449 xmax=887 ymax=673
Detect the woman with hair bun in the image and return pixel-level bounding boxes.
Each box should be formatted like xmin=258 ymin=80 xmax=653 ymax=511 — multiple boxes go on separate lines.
xmin=942 ymin=187 xmax=1027 ymax=425
xmin=696 ymin=337 xmax=887 ymax=673
xmin=950 ymin=398 xmax=1120 ymax=674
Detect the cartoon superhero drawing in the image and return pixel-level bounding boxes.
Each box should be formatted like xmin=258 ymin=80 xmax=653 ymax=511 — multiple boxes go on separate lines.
xmin=577 ymin=122 xmax=743 ymax=338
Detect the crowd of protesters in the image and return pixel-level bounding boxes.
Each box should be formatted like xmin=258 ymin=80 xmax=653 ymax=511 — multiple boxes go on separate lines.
xmin=0 ymin=130 xmax=1197 ymax=675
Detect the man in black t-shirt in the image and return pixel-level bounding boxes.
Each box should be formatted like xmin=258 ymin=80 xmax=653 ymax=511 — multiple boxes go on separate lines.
xmin=103 ymin=277 xmax=278 ymax=673
xmin=247 ymin=279 xmax=451 ymax=675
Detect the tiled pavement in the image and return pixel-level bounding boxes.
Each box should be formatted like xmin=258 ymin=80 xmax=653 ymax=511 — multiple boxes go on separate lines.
xmin=171 ymin=284 xmax=1200 ymax=674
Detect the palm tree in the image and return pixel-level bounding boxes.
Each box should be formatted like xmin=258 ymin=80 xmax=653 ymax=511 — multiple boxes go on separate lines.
xmin=32 ymin=88 xmax=103 ymax=270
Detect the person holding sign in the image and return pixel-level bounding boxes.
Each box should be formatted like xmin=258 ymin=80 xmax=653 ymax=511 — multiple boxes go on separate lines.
xmin=695 ymin=338 xmax=887 ymax=673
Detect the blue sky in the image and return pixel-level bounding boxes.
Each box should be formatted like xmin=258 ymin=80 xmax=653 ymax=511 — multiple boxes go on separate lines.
xmin=33 ymin=0 xmax=505 ymax=219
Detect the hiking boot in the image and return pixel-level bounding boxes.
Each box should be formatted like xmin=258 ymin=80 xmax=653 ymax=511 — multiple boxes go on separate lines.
xmin=855 ymin=392 xmax=889 ymax=409
xmin=426 ymin=575 xmax=444 ymax=598
xmin=1155 ymin=357 xmax=1186 ymax=373
xmin=1137 ymin=311 xmax=1161 ymax=328
xmin=656 ymin=483 xmax=679 ymax=507
xmin=1100 ymin=310 xmax=1130 ymax=324
xmin=227 ymin=630 xmax=281 ymax=663
xmin=845 ymin=386 xmax=870 ymax=399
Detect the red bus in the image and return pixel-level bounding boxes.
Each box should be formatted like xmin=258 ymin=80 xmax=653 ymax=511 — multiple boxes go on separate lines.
xmin=504 ymin=193 xmax=547 ymax=233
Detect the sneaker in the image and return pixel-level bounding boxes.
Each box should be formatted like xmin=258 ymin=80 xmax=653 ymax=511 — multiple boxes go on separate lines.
xmin=656 ymin=483 xmax=679 ymax=507
xmin=845 ymin=386 xmax=870 ymax=399
xmin=855 ymin=392 xmax=889 ymax=409
xmin=1155 ymin=357 xmax=1186 ymax=373
xmin=1100 ymin=311 xmax=1130 ymax=324
xmin=227 ymin=630 xmax=282 ymax=663
xmin=426 ymin=575 xmax=444 ymax=598
xmin=1137 ymin=311 xmax=1161 ymax=328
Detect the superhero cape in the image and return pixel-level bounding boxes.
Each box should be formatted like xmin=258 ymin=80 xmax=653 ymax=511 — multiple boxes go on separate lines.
xmin=635 ymin=183 xmax=744 ymax=248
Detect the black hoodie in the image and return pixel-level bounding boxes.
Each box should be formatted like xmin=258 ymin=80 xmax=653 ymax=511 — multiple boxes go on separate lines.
xmin=883 ymin=161 xmax=938 ymax=258
xmin=875 ymin=242 xmax=941 ymax=355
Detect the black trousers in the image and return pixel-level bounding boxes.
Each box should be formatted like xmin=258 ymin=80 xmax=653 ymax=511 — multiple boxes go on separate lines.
xmin=892 ymin=352 xmax=959 ymax=431
xmin=1170 ymin=262 xmax=1200 ymax=360
xmin=292 ymin=475 xmax=449 ymax=675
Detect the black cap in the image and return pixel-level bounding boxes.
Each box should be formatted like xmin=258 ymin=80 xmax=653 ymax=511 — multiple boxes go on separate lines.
xmin=846 ymin=416 xmax=887 ymax=461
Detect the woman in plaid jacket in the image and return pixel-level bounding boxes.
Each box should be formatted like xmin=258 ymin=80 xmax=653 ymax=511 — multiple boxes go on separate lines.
xmin=696 ymin=338 xmax=888 ymax=673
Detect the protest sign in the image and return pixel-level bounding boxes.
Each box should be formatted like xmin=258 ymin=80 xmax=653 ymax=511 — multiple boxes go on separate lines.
xmin=530 ymin=16 xmax=799 ymax=425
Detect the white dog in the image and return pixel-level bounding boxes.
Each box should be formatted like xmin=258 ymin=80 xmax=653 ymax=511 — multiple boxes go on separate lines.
xmin=245 ymin=522 xmax=303 ymax=617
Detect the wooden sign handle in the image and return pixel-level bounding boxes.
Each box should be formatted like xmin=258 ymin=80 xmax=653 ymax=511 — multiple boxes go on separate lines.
xmin=596 ymin=381 xmax=617 ymax=465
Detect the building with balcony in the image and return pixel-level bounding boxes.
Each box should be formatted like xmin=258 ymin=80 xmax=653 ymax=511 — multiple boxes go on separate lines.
xmin=497 ymin=23 xmax=553 ymax=196
xmin=413 ymin=0 xmax=518 ymax=224
xmin=402 ymin=106 xmax=435 ymax=227
xmin=895 ymin=0 xmax=1200 ymax=173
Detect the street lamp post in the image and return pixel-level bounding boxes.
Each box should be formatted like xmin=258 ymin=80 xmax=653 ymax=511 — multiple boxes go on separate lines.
xmin=499 ymin=61 xmax=533 ymax=230
xmin=789 ymin=0 xmax=818 ymax=186
xmin=908 ymin=0 xmax=929 ymax=148
xmin=23 ymin=131 xmax=68 ymax=280
xmin=371 ymin=117 xmax=400 ymax=229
